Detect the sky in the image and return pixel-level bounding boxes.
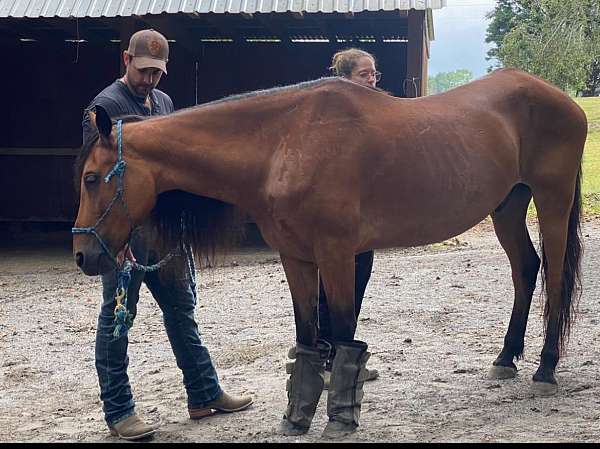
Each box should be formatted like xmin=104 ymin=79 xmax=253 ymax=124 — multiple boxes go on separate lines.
xmin=429 ymin=0 xmax=499 ymax=79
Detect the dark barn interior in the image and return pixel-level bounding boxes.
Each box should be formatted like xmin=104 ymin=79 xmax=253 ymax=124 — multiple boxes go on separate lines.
xmin=0 ymin=1 xmax=440 ymax=243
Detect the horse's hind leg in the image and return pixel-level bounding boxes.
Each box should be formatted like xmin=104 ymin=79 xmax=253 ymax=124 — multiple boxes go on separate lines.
xmin=489 ymin=184 xmax=540 ymax=380
xmin=279 ymin=255 xmax=330 ymax=435
xmin=529 ymin=174 xmax=581 ymax=396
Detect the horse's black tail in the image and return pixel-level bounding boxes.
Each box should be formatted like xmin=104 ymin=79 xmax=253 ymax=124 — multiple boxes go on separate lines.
xmin=539 ymin=166 xmax=583 ymax=353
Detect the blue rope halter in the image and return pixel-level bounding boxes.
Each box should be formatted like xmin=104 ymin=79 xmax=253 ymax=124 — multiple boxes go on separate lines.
xmin=72 ymin=119 xmax=187 ymax=338
xmin=72 ymin=120 xmax=133 ymax=266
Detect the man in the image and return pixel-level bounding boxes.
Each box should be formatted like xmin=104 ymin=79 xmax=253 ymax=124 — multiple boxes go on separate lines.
xmin=82 ymin=29 xmax=252 ymax=441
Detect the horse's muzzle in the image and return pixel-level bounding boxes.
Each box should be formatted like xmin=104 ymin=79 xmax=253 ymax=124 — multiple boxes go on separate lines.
xmin=74 ymin=250 xmax=114 ymax=276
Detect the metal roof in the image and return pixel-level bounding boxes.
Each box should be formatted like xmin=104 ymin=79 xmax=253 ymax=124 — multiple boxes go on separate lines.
xmin=0 ymin=0 xmax=446 ymax=18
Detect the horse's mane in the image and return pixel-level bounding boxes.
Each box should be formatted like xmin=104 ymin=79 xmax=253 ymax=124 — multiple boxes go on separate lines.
xmin=158 ymin=77 xmax=337 ymax=119
xmin=73 ymin=113 xmax=244 ymax=272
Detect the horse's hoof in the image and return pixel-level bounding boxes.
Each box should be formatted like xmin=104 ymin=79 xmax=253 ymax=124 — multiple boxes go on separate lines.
xmin=531 ymin=381 xmax=558 ymax=397
xmin=321 ymin=421 xmax=358 ymax=439
xmin=487 ymin=365 xmax=517 ymax=380
xmin=279 ymin=419 xmax=309 ymax=436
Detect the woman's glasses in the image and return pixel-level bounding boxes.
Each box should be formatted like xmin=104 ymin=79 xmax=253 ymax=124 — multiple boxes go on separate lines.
xmin=357 ymin=71 xmax=382 ymax=82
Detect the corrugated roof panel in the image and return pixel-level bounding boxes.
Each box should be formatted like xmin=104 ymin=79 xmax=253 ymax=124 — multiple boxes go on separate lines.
xmin=166 ymin=0 xmax=184 ymax=13
xmin=257 ymin=0 xmax=272 ymax=13
xmin=149 ymin=0 xmax=167 ymax=14
xmin=104 ymin=0 xmax=122 ymax=16
xmin=119 ymin=0 xmax=137 ymax=15
xmin=181 ymin=0 xmax=195 ymax=12
xmin=0 ymin=0 xmax=445 ymax=17
xmin=57 ymin=0 xmax=78 ymax=17
xmin=226 ymin=0 xmax=239 ymax=12
xmin=320 ymin=0 xmax=333 ymax=13
xmin=197 ymin=0 xmax=210 ymax=12
xmin=73 ymin=0 xmax=92 ymax=16
xmin=87 ymin=0 xmax=104 ymax=17
xmin=26 ymin=0 xmax=46 ymax=16
xmin=274 ymin=0 xmax=286 ymax=13
xmin=300 ymin=0 xmax=312 ymax=13
xmin=9 ymin=0 xmax=31 ymax=17
xmin=41 ymin=0 xmax=63 ymax=16
xmin=242 ymin=0 xmax=254 ymax=13
xmin=134 ymin=0 xmax=152 ymax=15
xmin=0 ymin=0 xmax=15 ymax=17
xmin=210 ymin=0 xmax=223 ymax=12
xmin=337 ymin=0 xmax=349 ymax=11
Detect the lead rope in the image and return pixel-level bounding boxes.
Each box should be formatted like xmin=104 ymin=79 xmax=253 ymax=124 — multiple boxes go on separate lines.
xmin=113 ymin=260 xmax=133 ymax=338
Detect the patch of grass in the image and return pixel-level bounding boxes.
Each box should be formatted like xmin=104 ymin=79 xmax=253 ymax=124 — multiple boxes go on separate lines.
xmin=575 ymin=97 xmax=600 ymax=215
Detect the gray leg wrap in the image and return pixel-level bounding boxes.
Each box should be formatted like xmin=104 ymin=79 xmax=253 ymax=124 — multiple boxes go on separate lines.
xmin=280 ymin=340 xmax=331 ymax=436
xmin=322 ymin=340 xmax=370 ymax=439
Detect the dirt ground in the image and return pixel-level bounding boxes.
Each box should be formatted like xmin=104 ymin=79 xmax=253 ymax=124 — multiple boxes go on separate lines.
xmin=1 ymin=217 xmax=600 ymax=443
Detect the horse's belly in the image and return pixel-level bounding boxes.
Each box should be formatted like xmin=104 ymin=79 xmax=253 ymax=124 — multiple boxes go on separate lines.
xmin=364 ymin=180 xmax=514 ymax=249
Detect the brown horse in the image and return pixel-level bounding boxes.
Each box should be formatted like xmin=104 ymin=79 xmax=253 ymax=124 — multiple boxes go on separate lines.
xmin=73 ymin=68 xmax=587 ymax=438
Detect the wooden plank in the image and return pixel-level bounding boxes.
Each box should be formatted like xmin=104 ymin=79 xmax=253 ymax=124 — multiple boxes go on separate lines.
xmin=406 ymin=8 xmax=424 ymax=97
xmin=0 ymin=147 xmax=80 ymax=156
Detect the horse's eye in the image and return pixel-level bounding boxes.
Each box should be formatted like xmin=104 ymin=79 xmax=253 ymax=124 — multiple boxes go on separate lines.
xmin=84 ymin=173 xmax=98 ymax=185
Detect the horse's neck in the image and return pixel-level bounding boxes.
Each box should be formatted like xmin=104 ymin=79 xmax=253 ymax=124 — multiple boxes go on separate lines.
xmin=128 ymin=107 xmax=272 ymax=208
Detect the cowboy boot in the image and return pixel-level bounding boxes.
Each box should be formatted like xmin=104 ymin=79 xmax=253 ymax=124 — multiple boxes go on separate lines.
xmin=280 ymin=340 xmax=331 ymax=436
xmin=322 ymin=340 xmax=370 ymax=439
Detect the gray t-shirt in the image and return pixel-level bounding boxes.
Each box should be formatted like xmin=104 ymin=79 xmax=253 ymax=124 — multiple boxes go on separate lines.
xmin=82 ymin=79 xmax=174 ymax=144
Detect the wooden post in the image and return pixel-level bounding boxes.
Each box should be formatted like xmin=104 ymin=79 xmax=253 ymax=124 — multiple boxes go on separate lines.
xmin=119 ymin=17 xmax=136 ymax=76
xmin=406 ymin=9 xmax=426 ymax=97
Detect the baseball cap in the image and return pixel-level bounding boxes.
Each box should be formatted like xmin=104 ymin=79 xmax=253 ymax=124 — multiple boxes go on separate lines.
xmin=127 ymin=29 xmax=169 ymax=74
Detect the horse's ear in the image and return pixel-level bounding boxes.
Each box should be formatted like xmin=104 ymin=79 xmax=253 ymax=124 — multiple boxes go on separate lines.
xmin=95 ymin=105 xmax=112 ymax=139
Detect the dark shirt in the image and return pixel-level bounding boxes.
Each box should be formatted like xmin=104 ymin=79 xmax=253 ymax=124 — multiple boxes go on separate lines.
xmin=82 ymin=79 xmax=173 ymax=144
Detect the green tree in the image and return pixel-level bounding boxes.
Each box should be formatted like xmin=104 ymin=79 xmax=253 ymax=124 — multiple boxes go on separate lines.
xmin=428 ymin=69 xmax=474 ymax=94
xmin=486 ymin=0 xmax=600 ymax=95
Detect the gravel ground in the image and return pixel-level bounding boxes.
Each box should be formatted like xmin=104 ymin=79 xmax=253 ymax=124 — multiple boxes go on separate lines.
xmin=1 ymin=217 xmax=600 ymax=442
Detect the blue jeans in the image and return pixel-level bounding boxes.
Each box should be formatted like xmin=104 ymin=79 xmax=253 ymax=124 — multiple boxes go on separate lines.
xmin=95 ymin=235 xmax=222 ymax=426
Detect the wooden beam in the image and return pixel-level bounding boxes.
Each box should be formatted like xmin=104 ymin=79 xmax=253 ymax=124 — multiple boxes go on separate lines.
xmin=406 ymin=9 xmax=425 ymax=97
xmin=119 ymin=17 xmax=136 ymax=75
xmin=0 ymin=147 xmax=79 ymax=156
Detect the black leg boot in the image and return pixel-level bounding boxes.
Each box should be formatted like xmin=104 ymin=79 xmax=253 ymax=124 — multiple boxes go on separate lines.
xmin=280 ymin=340 xmax=331 ymax=436
xmin=322 ymin=340 xmax=370 ymax=439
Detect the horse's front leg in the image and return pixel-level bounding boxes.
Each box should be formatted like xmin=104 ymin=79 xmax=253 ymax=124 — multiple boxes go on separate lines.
xmin=316 ymin=248 xmax=370 ymax=439
xmin=279 ymin=254 xmax=331 ymax=436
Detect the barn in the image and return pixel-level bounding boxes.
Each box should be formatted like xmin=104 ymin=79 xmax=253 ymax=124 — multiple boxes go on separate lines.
xmin=0 ymin=0 xmax=446 ymax=240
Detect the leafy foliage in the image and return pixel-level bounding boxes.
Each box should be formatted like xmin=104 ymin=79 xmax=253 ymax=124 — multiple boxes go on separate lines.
xmin=428 ymin=69 xmax=474 ymax=94
xmin=486 ymin=0 xmax=600 ymax=95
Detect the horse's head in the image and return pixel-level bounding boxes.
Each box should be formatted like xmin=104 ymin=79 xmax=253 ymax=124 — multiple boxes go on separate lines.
xmin=73 ymin=106 xmax=157 ymax=275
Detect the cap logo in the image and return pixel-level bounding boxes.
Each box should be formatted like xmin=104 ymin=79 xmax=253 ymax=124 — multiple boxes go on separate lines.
xmin=148 ymin=39 xmax=162 ymax=57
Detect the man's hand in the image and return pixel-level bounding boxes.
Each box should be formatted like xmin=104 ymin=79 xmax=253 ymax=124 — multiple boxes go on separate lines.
xmin=116 ymin=246 xmax=137 ymax=266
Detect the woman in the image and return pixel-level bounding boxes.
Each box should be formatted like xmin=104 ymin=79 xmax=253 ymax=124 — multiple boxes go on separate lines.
xmin=330 ymin=48 xmax=382 ymax=88
xmin=320 ymin=48 xmax=382 ymax=386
